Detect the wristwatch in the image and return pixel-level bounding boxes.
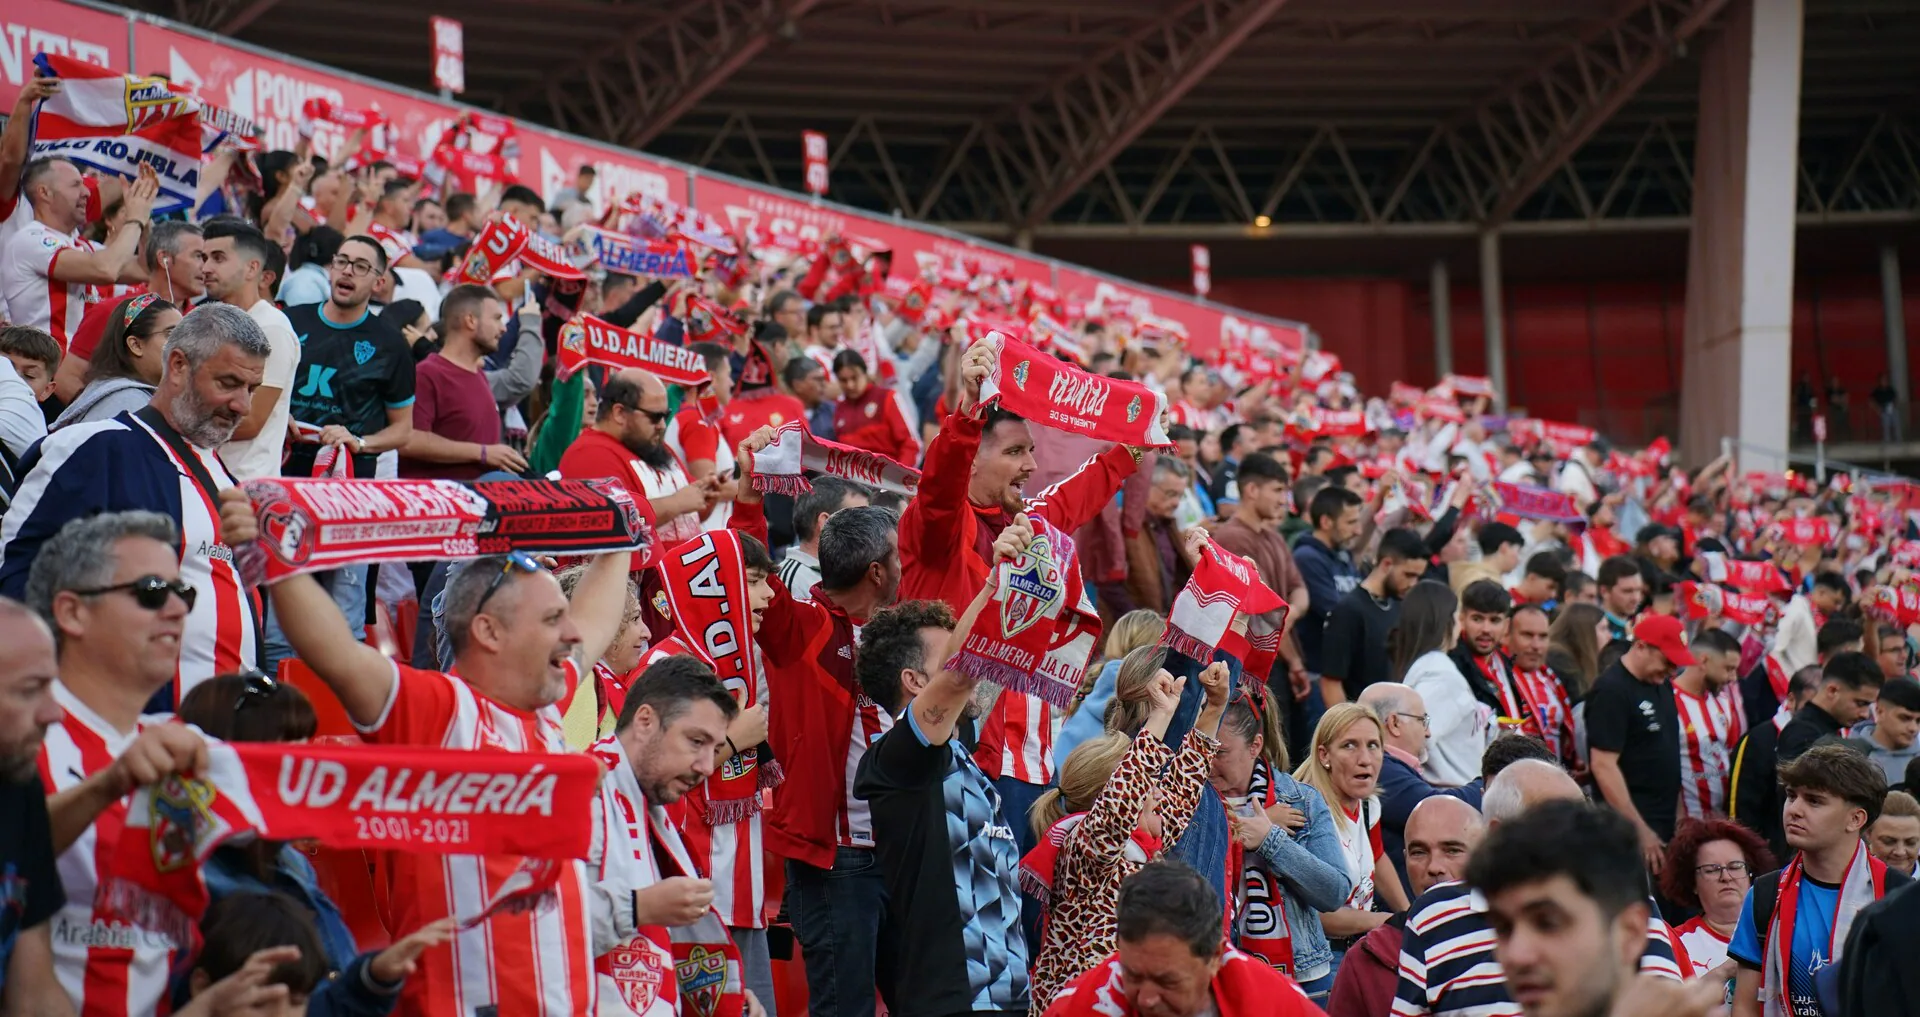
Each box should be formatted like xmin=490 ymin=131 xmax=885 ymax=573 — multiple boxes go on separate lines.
xmin=352 ymin=434 xmax=367 ymax=453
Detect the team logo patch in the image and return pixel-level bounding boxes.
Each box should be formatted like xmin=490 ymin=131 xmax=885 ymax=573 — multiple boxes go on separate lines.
xmin=606 ymin=942 xmax=670 ymax=1013
xmin=653 ymin=589 xmax=672 ymax=619
xmin=1011 ymin=359 xmax=1030 ymax=390
xmin=149 ymin=774 xmax=229 ymax=873
xmin=353 ymin=340 xmax=376 ymax=365
xmin=675 ymin=945 xmax=728 ymax=1017
xmin=252 ymin=482 xmax=316 ymax=567
xmin=1126 ymin=395 xmax=1142 ymax=423
xmin=123 ymin=74 xmax=193 ymax=133
xmin=559 ymin=319 xmax=587 ymax=358
xmin=999 ymin=532 xmax=1064 ymax=638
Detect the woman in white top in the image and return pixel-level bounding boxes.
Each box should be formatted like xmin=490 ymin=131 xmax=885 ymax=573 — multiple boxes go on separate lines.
xmin=1293 ymin=702 xmax=1408 ymax=978
xmin=1392 ymin=581 xmax=1492 ymax=787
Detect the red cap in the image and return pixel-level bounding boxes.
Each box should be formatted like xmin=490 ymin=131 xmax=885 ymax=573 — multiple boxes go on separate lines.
xmin=1632 ymin=614 xmax=1697 ymax=667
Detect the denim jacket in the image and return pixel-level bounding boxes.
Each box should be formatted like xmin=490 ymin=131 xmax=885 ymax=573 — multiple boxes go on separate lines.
xmin=203 ymin=844 xmax=359 ymax=973
xmin=1242 ymin=772 xmax=1354 ymax=982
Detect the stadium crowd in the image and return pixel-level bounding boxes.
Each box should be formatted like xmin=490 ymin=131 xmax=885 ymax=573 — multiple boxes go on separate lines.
xmin=2 ymin=64 xmax=1920 ymax=1017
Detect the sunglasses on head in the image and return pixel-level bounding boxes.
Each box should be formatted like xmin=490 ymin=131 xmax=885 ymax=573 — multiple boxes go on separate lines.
xmin=74 ymin=574 xmax=196 ymax=612
xmin=475 ymin=550 xmax=544 ymax=615
xmin=233 ymin=668 xmax=280 ymax=713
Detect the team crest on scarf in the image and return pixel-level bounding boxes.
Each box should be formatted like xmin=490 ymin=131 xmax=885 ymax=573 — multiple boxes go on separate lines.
xmin=1126 ymin=395 xmax=1142 ymax=422
xmin=677 ymin=945 xmax=729 ymax=1017
xmin=559 ymin=319 xmax=587 ymax=359
xmin=607 ymin=943 xmax=669 ymax=1013
xmin=353 ymin=340 xmax=376 ymax=365
xmin=123 ymin=76 xmax=193 ymax=131
xmin=1000 ymin=532 xmax=1066 ymax=638
xmin=149 ymin=776 xmax=229 ymax=874
xmin=1012 ymin=359 xmax=1031 ymax=389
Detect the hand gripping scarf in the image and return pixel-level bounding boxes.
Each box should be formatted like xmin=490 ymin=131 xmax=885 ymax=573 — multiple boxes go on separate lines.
xmin=1162 ymin=540 xmax=1288 ymax=667
xmin=1230 ymin=758 xmax=1294 ymax=977
xmin=556 ymin=313 xmax=712 ymax=386
xmin=1866 ymin=584 xmax=1920 ymax=627
xmin=105 ymin=741 xmax=599 ymax=948
xmin=748 ymin=421 xmax=920 ymax=499
xmin=1761 ymin=840 xmax=1889 ymax=1017
xmin=235 ymin=476 xmax=653 ymax=585
xmin=1018 ymin=812 xmax=1162 ymax=911
xmin=653 ymin=532 xmax=781 ymax=824
xmin=976 ymin=333 xmax=1173 ymax=448
xmin=946 ymin=515 xmax=1101 ymax=710
xmin=448 ymin=214 xmax=585 ymax=285
xmin=589 ymin=736 xmax=746 ymax=1017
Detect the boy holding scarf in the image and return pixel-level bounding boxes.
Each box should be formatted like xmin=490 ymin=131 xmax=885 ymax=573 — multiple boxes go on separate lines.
xmin=1729 ymin=744 xmax=1911 ymax=1017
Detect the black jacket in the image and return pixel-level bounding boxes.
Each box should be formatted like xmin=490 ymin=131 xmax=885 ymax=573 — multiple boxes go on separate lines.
xmin=1840 ymin=879 xmax=1920 ymax=1017
xmin=1777 ymin=702 xmax=1848 ymax=765
xmin=1730 ymin=719 xmax=1784 ymax=859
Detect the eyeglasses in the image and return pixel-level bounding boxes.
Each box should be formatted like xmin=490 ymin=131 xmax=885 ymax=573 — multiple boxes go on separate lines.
xmin=636 ymin=406 xmax=670 ymax=426
xmin=330 ymin=255 xmax=379 ymax=278
xmin=1696 ymin=861 xmax=1751 ymax=881
xmin=233 ymin=669 xmax=279 ymax=713
xmin=73 ymin=575 xmax=196 ymax=612
xmin=1395 ymin=712 xmax=1432 ymax=730
xmin=474 ymin=550 xmax=543 ymax=616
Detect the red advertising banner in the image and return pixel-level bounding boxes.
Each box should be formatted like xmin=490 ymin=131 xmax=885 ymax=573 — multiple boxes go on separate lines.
xmin=1055 ymin=267 xmax=1306 ymax=358
xmin=136 ymin=22 xmax=457 ymax=161
xmin=0 ymin=0 xmax=128 ymax=111
xmin=802 ymin=129 xmax=828 ymax=195
xmin=520 ymin=126 xmax=689 ymax=211
xmin=429 ymin=16 xmax=464 ymax=95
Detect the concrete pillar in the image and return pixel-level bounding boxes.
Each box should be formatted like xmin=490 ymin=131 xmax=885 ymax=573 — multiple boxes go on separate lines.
xmin=1882 ymin=243 xmax=1910 ymax=417
xmin=1680 ymin=0 xmax=1803 ymax=470
xmin=1479 ymin=231 xmax=1507 ymax=411
xmin=1431 ymin=258 xmax=1454 ymax=378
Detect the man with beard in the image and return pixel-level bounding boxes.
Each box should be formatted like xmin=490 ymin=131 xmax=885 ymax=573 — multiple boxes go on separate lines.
xmin=1449 ymin=580 xmax=1541 ymax=744
xmin=559 ymin=369 xmax=721 ymax=557
xmin=199 ymin=218 xmax=299 ymax=482
xmin=1507 ymin=603 xmax=1579 ymax=770
xmin=1671 ymin=627 xmax=1745 ymax=820
xmin=0 ymin=303 xmax=267 ymax=703
xmin=0 ymin=599 xmax=66 ymax=1009
xmin=1323 ymin=528 xmax=1429 ymax=705
xmin=398 ymin=284 xmax=526 ymax=481
xmin=279 ymin=235 xmax=415 ymax=480
xmin=589 ymin=654 xmax=771 ymax=1017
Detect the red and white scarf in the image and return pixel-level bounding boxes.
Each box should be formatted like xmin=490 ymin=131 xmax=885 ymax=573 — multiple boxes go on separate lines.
xmin=946 ymin=515 xmax=1100 ymax=710
xmin=977 ymin=333 xmax=1172 ymax=448
xmin=1018 ymin=813 xmax=1162 ymax=911
xmin=448 ymin=214 xmax=585 ymax=284
xmin=1697 ymin=552 xmax=1792 ymax=594
xmin=1772 ymin=518 xmax=1833 ymax=547
xmin=1762 ymin=841 xmax=1890 ymax=1017
xmin=1230 ymin=759 xmax=1294 ymax=977
xmin=1161 ymin=539 xmax=1287 ymax=667
xmin=1485 ymin=481 xmax=1584 ymax=525
xmin=654 ymin=531 xmax=780 ymax=824
xmin=556 ymin=313 xmax=712 ymax=386
xmin=747 ymin=421 xmax=920 ymax=498
xmin=589 ymin=736 xmax=746 ymax=1017
xmin=236 ymin=476 xmax=653 ymax=584
xmin=106 ymin=740 xmax=599 ymax=948
xmin=1050 ymin=947 xmax=1316 ymax=1017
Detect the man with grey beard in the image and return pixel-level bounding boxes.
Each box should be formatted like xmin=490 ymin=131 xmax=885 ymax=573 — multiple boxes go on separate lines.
xmin=0 ymin=302 xmax=269 ymax=706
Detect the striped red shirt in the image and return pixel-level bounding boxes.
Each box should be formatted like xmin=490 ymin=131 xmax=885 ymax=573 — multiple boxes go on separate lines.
xmin=974 ymin=692 xmax=1056 ymax=785
xmin=1675 ymin=682 xmax=1743 ymax=818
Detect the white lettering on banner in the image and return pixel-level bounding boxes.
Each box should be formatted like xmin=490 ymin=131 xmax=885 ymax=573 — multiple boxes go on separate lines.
xmin=822 ymin=447 xmax=884 ymax=488
xmin=279 ymin=756 xmax=559 ymax=817
xmin=720 ymin=192 xmax=847 ymax=244
xmin=538 ymin=146 xmax=668 ymax=212
xmin=583 ymin=319 xmax=705 ymax=374
xmin=0 ymin=21 xmax=111 ymax=85
xmin=1048 ymin=370 xmax=1110 ymax=419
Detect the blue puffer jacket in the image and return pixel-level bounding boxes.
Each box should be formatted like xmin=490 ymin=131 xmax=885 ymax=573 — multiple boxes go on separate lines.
xmin=1238 ymin=770 xmax=1354 ymax=984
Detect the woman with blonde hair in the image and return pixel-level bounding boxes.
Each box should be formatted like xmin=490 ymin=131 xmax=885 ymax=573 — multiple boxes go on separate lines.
xmin=1021 ymin=653 xmax=1229 ymax=1008
xmin=1058 ymin=610 xmax=1167 ymax=763
xmin=1293 ymin=702 xmax=1408 ymax=979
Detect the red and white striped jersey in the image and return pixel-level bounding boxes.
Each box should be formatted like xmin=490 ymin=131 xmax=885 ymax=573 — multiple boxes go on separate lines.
xmin=1671 ymin=916 xmax=1731 ymax=978
xmin=1513 ymin=667 xmax=1576 ymax=766
xmin=36 ymin=684 xmax=181 ymax=1017
xmin=358 ymin=660 xmax=596 ymax=1017
xmin=841 ymin=687 xmax=893 ymax=847
xmin=1 ymin=218 xmax=102 ymax=348
xmin=974 ymin=691 xmax=1057 ymax=786
xmin=1675 ymin=683 xmax=1743 ymax=819
xmin=590 ymin=735 xmax=681 ymax=1017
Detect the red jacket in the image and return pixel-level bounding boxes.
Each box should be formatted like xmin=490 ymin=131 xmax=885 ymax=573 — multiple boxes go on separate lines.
xmin=555 ymin=426 xmax=659 ymax=573
xmin=898 ymin=409 xmax=1135 ymax=613
xmin=1324 ymin=917 xmax=1402 ymax=1017
xmin=831 ymin=385 xmax=919 ymax=465
xmin=729 ymin=497 xmax=863 ymax=869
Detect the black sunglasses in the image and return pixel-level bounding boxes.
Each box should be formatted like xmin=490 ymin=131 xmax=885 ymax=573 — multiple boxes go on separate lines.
xmin=74 ymin=574 xmax=196 ymax=612
xmin=233 ymin=669 xmax=279 ymax=713
xmin=475 ymin=550 xmax=543 ymax=615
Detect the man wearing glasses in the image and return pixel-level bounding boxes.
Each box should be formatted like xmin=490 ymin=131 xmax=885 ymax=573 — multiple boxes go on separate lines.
xmin=559 ymin=367 xmax=720 ymax=557
xmin=1359 ymin=681 xmax=1477 ymax=892
xmin=274 ymin=235 xmax=416 ymax=673
xmin=20 ymin=511 xmax=214 ymax=1016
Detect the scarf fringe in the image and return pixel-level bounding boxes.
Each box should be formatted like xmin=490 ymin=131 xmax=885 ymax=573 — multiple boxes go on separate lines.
xmin=702 ymin=794 xmax=762 ymax=826
xmin=1160 ymin=626 xmax=1215 ymax=667
xmin=757 ymin=757 xmax=785 ymax=791
xmin=1017 ymin=866 xmax=1052 ymax=907
xmin=96 ymin=878 xmax=193 ymax=949
xmin=947 ymin=651 xmax=1076 ymax=710
xmin=750 ymin=473 xmax=811 ymax=497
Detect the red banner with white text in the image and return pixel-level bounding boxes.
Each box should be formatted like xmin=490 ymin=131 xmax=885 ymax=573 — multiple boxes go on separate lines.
xmin=0 ymin=0 xmax=128 ymax=111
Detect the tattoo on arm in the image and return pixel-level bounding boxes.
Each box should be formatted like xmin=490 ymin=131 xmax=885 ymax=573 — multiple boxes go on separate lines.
xmin=921 ymin=705 xmax=949 ymax=724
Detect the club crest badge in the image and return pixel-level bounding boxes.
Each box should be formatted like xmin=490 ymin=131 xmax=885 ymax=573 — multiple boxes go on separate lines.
xmin=999 ymin=533 xmax=1064 ymax=638
xmin=149 ymin=774 xmax=228 ymax=873
xmin=675 ymin=944 xmax=729 ymax=1017
xmin=606 ymin=941 xmax=670 ymax=1014
xmin=1011 ymin=359 xmax=1031 ymax=390
xmin=353 ymin=340 xmax=376 ymax=366
xmin=559 ymin=319 xmax=587 ymax=358
xmin=1126 ymin=395 xmax=1142 ymax=423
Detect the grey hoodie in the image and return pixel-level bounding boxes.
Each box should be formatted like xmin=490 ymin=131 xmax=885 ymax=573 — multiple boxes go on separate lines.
xmin=51 ymin=377 xmax=155 ymax=432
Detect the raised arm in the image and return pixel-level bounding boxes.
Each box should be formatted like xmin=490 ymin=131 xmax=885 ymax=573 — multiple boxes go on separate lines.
xmin=220 ymin=488 xmax=395 ymax=726
xmin=910 ymin=513 xmax=1034 ymax=746
xmin=571 ymin=549 xmax=637 ymax=670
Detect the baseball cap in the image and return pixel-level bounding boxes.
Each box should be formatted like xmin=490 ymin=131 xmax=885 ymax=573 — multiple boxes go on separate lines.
xmin=1632 ymin=614 xmax=1697 ymax=667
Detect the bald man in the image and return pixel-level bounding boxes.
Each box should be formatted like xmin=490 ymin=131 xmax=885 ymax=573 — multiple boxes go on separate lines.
xmin=1392 ymin=759 xmax=1685 ymax=1016
xmin=1328 ymin=796 xmax=1487 ymax=1017
xmin=0 ymin=598 xmax=69 ymax=1012
xmin=1364 ymin=681 xmax=1482 ymax=891
xmin=557 ymin=367 xmax=722 ymax=563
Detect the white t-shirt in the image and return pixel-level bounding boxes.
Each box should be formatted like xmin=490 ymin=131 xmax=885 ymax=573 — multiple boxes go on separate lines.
xmin=2 ymin=218 xmax=102 ymax=346
xmin=1334 ymin=799 xmax=1383 ymax=913
xmin=0 ymin=356 xmax=46 ymax=459
xmin=219 ymin=299 xmax=301 ymax=481
xmin=1403 ymin=649 xmax=1494 ymax=788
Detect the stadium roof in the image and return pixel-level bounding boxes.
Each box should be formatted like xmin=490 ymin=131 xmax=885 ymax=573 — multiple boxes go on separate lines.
xmin=143 ymin=0 xmax=1919 ymax=246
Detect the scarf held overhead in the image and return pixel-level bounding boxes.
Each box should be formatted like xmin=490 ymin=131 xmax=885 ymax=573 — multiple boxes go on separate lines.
xmin=978 ymin=333 xmax=1172 ymax=448
xmin=747 ymin=421 xmax=920 ymax=498
xmin=1162 ymin=539 xmax=1287 ymax=666
xmin=557 ymin=313 xmax=712 ymax=386
xmin=448 ymin=214 xmax=585 ymax=285
xmin=106 ymin=741 xmax=599 ymax=948
xmin=29 ymin=54 xmax=204 ymax=215
xmin=945 ymin=516 xmax=1100 ymax=710
xmin=237 ymin=476 xmax=653 ymax=584
xmin=654 ymin=532 xmax=779 ymax=824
